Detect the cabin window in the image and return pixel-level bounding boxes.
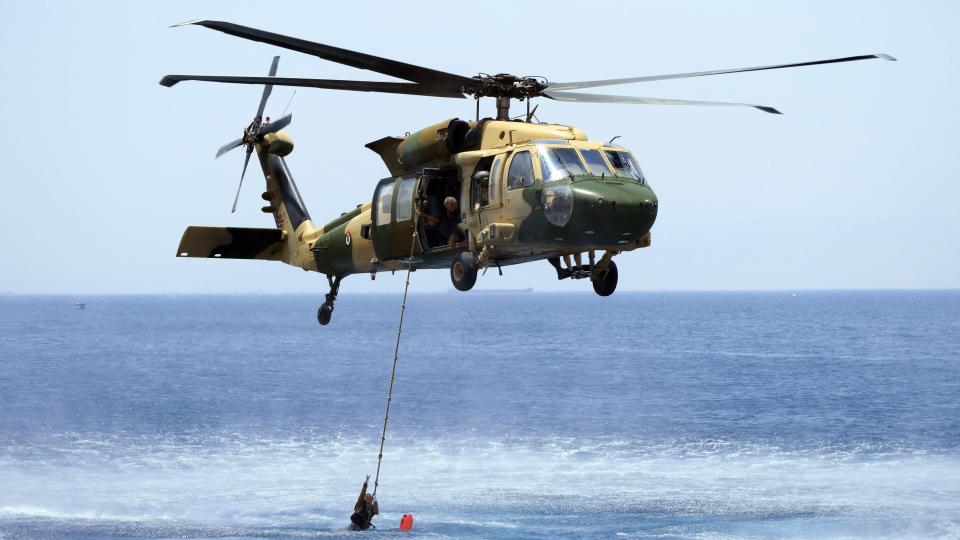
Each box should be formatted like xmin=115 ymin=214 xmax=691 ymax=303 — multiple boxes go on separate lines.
xmin=604 ymin=150 xmax=646 ymax=182
xmin=376 ymin=181 xmax=395 ymax=225
xmin=395 ymin=177 xmax=416 ymax=221
xmin=539 ymin=147 xmax=588 ymax=182
xmin=580 ymin=149 xmax=614 ymax=178
xmin=507 ymin=151 xmax=535 ymax=189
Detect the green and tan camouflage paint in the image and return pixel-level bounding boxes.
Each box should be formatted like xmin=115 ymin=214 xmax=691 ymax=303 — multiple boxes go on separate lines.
xmin=176 ymin=119 xmax=657 ymax=284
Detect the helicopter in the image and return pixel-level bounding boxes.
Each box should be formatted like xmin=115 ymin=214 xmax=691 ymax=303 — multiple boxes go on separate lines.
xmin=161 ymin=20 xmax=894 ymax=325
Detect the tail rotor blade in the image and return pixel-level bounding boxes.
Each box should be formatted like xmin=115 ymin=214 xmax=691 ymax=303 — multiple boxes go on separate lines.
xmin=259 ymin=113 xmax=292 ymax=136
xmin=231 ymin=147 xmax=253 ymax=213
xmin=255 ymin=55 xmax=280 ymax=120
xmin=216 ymin=137 xmax=244 ymax=158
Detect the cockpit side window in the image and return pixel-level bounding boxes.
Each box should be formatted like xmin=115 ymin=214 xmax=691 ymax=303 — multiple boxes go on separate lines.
xmin=539 ymin=147 xmax=588 ymax=182
xmin=470 ymin=157 xmax=493 ymax=208
xmin=604 ymin=150 xmax=646 ymax=182
xmin=375 ymin=181 xmax=395 ymax=226
xmin=507 ymin=151 xmax=535 ymax=189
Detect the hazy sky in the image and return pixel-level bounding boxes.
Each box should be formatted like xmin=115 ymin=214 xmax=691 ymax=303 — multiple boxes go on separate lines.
xmin=1 ymin=1 xmax=957 ymax=294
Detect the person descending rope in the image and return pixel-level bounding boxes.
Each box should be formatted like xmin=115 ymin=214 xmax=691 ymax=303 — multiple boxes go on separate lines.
xmin=348 ymin=206 xmax=421 ymax=531
xmin=350 ymin=474 xmax=379 ymax=531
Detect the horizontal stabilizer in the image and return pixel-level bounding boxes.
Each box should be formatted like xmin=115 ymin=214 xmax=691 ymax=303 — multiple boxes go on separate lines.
xmin=176 ymin=226 xmax=285 ymax=260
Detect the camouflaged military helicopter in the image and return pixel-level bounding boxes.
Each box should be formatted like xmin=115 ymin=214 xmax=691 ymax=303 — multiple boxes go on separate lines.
xmin=161 ymin=20 xmax=893 ymax=325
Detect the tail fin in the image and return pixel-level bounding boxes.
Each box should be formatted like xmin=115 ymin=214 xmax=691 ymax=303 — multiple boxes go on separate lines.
xmin=264 ymin=153 xmax=311 ymax=235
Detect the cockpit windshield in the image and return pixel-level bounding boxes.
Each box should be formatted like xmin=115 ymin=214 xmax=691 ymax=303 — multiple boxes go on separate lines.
xmin=580 ymin=149 xmax=614 ymax=177
xmin=539 ymin=147 xmax=588 ymax=182
xmin=604 ymin=150 xmax=646 ymax=182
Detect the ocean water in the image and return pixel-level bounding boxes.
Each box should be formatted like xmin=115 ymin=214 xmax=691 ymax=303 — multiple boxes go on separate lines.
xmin=0 ymin=291 xmax=958 ymax=539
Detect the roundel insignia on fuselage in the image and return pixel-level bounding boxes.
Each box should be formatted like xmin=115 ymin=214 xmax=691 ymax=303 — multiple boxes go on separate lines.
xmin=345 ymin=230 xmax=352 ymax=247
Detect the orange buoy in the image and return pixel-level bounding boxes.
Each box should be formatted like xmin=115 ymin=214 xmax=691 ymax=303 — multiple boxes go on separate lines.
xmin=399 ymin=513 xmax=414 ymax=531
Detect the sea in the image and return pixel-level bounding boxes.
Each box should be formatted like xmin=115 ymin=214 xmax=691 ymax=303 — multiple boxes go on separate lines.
xmin=0 ymin=291 xmax=958 ymax=539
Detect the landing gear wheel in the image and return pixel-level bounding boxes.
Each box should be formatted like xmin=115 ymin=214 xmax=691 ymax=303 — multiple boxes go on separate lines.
xmin=317 ymin=303 xmax=334 ymax=325
xmin=591 ymin=259 xmax=618 ymax=297
xmin=450 ymin=252 xmax=478 ymax=292
xmin=317 ymin=275 xmax=343 ymax=326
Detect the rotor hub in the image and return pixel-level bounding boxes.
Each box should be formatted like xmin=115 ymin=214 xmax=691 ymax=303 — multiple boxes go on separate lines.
xmin=466 ymin=74 xmax=550 ymax=120
xmin=243 ymin=117 xmax=265 ymax=146
xmin=468 ymin=74 xmax=548 ymax=100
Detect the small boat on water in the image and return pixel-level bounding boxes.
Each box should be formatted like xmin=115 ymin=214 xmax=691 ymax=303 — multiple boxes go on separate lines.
xmin=74 ymin=300 xmax=86 ymax=310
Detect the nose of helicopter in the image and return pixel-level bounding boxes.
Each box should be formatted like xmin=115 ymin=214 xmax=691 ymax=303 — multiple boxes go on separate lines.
xmin=569 ymin=179 xmax=658 ymax=246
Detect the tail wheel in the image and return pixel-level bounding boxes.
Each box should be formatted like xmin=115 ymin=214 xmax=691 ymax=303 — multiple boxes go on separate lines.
xmin=591 ymin=259 xmax=618 ymax=297
xmin=317 ymin=303 xmax=334 ymax=325
xmin=450 ymin=252 xmax=478 ymax=292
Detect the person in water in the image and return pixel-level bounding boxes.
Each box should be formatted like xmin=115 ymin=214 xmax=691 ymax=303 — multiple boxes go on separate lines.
xmin=350 ymin=474 xmax=379 ymax=531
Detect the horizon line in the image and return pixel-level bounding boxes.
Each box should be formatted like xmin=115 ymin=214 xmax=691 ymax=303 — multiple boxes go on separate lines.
xmin=3 ymin=288 xmax=959 ymax=297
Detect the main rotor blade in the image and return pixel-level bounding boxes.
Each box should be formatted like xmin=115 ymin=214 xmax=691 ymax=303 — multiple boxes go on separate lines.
xmin=259 ymin=113 xmax=292 ymax=136
xmin=216 ymin=137 xmax=244 ymax=158
xmin=160 ymin=74 xmax=466 ymax=98
xmin=172 ymin=20 xmax=474 ymax=90
xmin=543 ymin=90 xmax=782 ymax=114
xmin=232 ymin=148 xmax=253 ymax=213
xmin=546 ymin=54 xmax=896 ymax=92
xmin=255 ymin=55 xmax=280 ymax=120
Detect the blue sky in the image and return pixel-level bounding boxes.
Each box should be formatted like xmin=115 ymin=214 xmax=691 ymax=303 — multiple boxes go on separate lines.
xmin=1 ymin=1 xmax=956 ymax=293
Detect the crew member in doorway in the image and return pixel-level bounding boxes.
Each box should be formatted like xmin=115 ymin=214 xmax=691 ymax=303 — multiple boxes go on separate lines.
xmin=439 ymin=196 xmax=463 ymax=246
xmin=423 ymin=196 xmax=462 ymax=247
xmin=350 ymin=474 xmax=379 ymax=531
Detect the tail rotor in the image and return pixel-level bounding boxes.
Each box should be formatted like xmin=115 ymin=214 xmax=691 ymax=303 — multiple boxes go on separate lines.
xmin=216 ymin=55 xmax=294 ymax=213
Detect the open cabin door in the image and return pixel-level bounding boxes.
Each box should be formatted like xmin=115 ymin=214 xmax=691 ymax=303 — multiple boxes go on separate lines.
xmin=470 ymin=154 xmax=506 ymax=228
xmin=416 ymin=167 xmax=465 ymax=253
xmin=372 ymin=175 xmax=422 ymax=262
xmin=461 ymin=153 xmax=507 ymax=252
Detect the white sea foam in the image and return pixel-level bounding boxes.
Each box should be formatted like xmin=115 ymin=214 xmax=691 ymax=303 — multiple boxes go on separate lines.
xmin=1 ymin=436 xmax=958 ymax=537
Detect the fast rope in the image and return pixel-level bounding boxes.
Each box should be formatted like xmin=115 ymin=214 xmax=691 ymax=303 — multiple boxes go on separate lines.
xmin=372 ymin=212 xmax=420 ymax=496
